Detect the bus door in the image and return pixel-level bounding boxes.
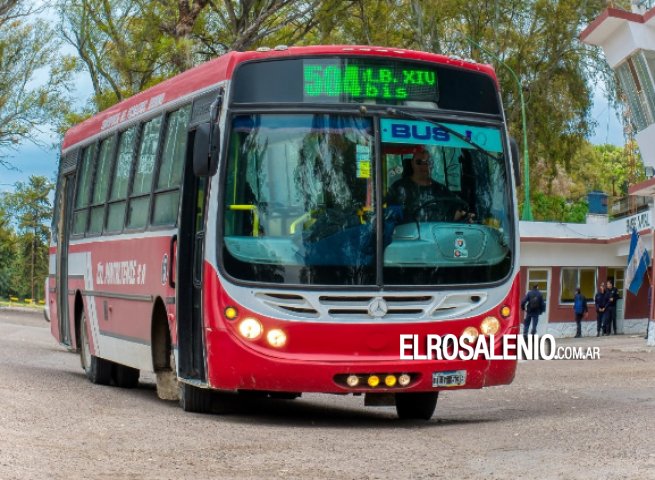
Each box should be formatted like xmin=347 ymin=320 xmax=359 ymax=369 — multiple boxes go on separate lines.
xmin=54 ymin=172 xmax=75 ymax=346
xmin=176 ymin=132 xmax=208 ymax=381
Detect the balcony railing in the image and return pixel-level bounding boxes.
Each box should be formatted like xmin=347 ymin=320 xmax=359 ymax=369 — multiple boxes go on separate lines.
xmin=610 ymin=195 xmax=652 ymax=218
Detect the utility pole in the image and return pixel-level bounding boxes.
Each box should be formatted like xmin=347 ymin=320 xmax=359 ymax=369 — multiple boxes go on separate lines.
xmin=465 ymin=36 xmax=533 ymax=220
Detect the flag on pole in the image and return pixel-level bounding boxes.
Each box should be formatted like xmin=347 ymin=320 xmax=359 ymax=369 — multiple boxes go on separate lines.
xmin=626 ymin=228 xmax=650 ymax=296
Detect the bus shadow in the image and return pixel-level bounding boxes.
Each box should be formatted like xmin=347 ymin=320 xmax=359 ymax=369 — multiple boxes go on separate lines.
xmin=197 ymin=394 xmax=504 ymax=429
xmin=62 ymin=372 xmax=522 ymax=428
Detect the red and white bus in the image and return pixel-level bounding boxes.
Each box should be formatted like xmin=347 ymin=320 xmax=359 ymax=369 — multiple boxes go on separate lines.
xmin=48 ymin=45 xmax=521 ymax=419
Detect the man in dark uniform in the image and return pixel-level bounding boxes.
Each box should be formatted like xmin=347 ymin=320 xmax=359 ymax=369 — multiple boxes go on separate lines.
xmin=606 ymin=279 xmax=620 ymax=335
xmin=594 ymin=283 xmax=608 ymax=337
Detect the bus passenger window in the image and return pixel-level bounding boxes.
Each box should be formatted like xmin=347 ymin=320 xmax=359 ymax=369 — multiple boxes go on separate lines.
xmin=152 ymin=105 xmax=191 ymax=226
xmin=127 ymin=116 xmax=162 ymax=229
xmin=106 ymin=127 xmax=137 ymax=232
xmin=72 ymin=144 xmax=96 ymax=235
xmin=87 ymin=136 xmax=116 ymax=234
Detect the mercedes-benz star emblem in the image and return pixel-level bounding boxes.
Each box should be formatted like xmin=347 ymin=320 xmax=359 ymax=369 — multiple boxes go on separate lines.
xmin=368 ymin=298 xmax=388 ymax=318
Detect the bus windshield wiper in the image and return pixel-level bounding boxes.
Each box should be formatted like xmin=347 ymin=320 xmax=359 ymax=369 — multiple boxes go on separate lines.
xmin=385 ymin=107 xmax=499 ymax=160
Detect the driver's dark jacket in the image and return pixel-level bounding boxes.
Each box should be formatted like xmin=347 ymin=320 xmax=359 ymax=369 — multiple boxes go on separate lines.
xmin=386 ymin=177 xmax=460 ymax=222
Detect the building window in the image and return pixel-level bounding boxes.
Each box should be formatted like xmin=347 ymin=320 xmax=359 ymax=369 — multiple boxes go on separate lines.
xmin=615 ymin=50 xmax=655 ymax=132
xmin=560 ymin=268 xmax=596 ymax=303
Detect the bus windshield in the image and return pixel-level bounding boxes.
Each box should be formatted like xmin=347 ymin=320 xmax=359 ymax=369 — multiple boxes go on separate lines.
xmin=222 ymin=113 xmax=513 ymax=286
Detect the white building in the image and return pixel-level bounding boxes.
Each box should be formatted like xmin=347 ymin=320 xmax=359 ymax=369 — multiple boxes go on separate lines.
xmin=519 ymin=210 xmax=651 ymax=338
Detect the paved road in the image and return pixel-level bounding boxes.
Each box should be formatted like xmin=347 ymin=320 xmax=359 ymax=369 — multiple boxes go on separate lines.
xmin=1 ymin=308 xmax=654 ymax=480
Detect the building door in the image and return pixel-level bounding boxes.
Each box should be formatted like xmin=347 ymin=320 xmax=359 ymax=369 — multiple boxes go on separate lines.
xmin=526 ymin=268 xmax=550 ymax=335
xmin=607 ymin=268 xmax=625 ymax=332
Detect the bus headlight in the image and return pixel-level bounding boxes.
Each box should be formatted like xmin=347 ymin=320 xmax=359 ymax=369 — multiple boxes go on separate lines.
xmin=461 ymin=326 xmax=479 ymax=344
xmin=480 ymin=316 xmax=500 ymax=335
xmin=398 ymin=374 xmax=411 ymax=387
xmin=346 ymin=375 xmax=360 ymax=387
xmin=266 ymin=329 xmax=287 ymax=348
xmin=238 ymin=318 xmax=263 ymax=340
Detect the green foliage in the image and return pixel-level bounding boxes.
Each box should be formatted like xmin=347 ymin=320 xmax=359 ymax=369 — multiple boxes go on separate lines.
xmin=1 ymin=176 xmax=53 ymax=301
xmin=0 ymin=204 xmax=18 ymax=298
xmin=0 ymin=2 xmax=77 ymax=165
xmin=531 ymin=192 xmax=588 ymax=223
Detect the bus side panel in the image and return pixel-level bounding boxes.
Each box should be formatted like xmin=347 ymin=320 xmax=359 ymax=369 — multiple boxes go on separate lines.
xmin=67 ymin=234 xmax=175 ymax=371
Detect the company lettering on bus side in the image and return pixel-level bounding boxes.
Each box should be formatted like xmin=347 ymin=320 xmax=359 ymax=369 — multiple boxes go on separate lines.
xmin=96 ymin=260 xmax=147 ymax=286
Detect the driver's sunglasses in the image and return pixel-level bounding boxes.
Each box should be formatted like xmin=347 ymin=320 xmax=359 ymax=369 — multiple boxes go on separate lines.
xmin=413 ymin=158 xmax=433 ymax=166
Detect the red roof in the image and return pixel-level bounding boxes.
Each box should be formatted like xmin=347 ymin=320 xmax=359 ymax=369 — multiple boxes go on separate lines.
xmin=580 ymin=7 xmax=655 ymax=42
xmin=62 ymin=45 xmax=497 ymax=150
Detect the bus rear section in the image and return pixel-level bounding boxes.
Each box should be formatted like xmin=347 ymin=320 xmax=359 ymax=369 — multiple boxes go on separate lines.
xmin=48 ymin=46 xmax=520 ymax=420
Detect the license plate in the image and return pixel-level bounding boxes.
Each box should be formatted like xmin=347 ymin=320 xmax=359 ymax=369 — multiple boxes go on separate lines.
xmin=432 ymin=370 xmax=467 ymax=387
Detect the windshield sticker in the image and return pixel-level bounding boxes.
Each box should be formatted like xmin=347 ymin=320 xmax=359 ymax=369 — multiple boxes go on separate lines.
xmin=356 ymin=144 xmax=371 ymax=178
xmin=454 ymin=238 xmax=468 ymax=258
xmin=380 ymin=118 xmax=502 ymax=153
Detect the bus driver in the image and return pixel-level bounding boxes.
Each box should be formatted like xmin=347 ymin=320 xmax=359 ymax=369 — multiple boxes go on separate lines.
xmin=386 ymin=148 xmax=471 ymax=223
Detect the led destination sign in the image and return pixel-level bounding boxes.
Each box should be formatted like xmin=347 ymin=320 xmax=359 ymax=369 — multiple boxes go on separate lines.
xmin=303 ymin=60 xmax=438 ymax=102
xmin=231 ymin=57 xmax=499 ymax=114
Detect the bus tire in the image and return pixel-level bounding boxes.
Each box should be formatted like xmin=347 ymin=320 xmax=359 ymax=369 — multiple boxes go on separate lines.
xmin=79 ymin=312 xmax=112 ymax=385
xmin=179 ymin=382 xmax=213 ymax=413
xmin=395 ymin=392 xmax=438 ymax=420
xmin=113 ymin=364 xmax=140 ymax=388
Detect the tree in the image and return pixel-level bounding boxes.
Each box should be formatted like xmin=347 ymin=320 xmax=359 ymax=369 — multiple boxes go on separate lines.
xmin=0 ymin=1 xmax=76 ymax=167
xmin=310 ymin=0 xmax=633 ymax=206
xmin=58 ymin=0 xmax=320 ymax=111
xmin=0 ymin=203 xmax=18 ymax=298
xmin=2 ymin=176 xmax=53 ymax=302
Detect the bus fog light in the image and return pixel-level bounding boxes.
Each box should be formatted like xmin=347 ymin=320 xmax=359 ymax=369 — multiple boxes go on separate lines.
xmin=346 ymin=375 xmax=360 ymax=387
xmin=367 ymin=375 xmax=380 ymax=387
xmin=398 ymin=374 xmax=411 ymax=387
xmin=461 ymin=326 xmax=479 ymax=344
xmin=224 ymin=306 xmax=238 ymax=320
xmin=384 ymin=375 xmax=397 ymax=387
xmin=500 ymin=305 xmax=511 ymax=318
xmin=480 ymin=316 xmax=500 ymax=335
xmin=238 ymin=318 xmax=263 ymax=340
xmin=266 ymin=329 xmax=287 ymax=348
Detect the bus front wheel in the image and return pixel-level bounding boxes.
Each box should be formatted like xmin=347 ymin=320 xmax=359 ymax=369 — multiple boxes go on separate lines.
xmin=79 ymin=312 xmax=112 ymax=385
xmin=395 ymin=392 xmax=439 ymax=420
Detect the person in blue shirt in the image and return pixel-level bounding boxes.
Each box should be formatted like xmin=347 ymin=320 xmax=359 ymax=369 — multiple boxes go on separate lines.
xmin=573 ymin=287 xmax=588 ymax=338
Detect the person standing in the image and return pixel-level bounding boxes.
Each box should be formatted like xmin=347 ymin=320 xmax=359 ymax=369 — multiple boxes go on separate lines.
xmin=594 ymin=283 xmax=608 ymax=337
xmin=521 ymin=284 xmax=545 ymax=338
xmin=573 ymin=287 xmax=588 ymax=338
xmin=606 ymin=279 xmax=620 ymax=335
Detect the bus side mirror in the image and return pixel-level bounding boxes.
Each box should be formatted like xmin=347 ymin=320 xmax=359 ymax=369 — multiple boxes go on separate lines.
xmin=509 ymin=137 xmax=521 ymax=186
xmin=193 ymin=122 xmax=220 ymax=177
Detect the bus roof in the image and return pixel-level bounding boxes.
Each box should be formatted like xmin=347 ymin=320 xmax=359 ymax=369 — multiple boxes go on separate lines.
xmin=62 ymin=45 xmax=497 ymax=151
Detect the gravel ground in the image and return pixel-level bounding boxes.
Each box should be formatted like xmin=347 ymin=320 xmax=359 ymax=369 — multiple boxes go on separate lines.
xmin=0 ymin=308 xmax=654 ymax=480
